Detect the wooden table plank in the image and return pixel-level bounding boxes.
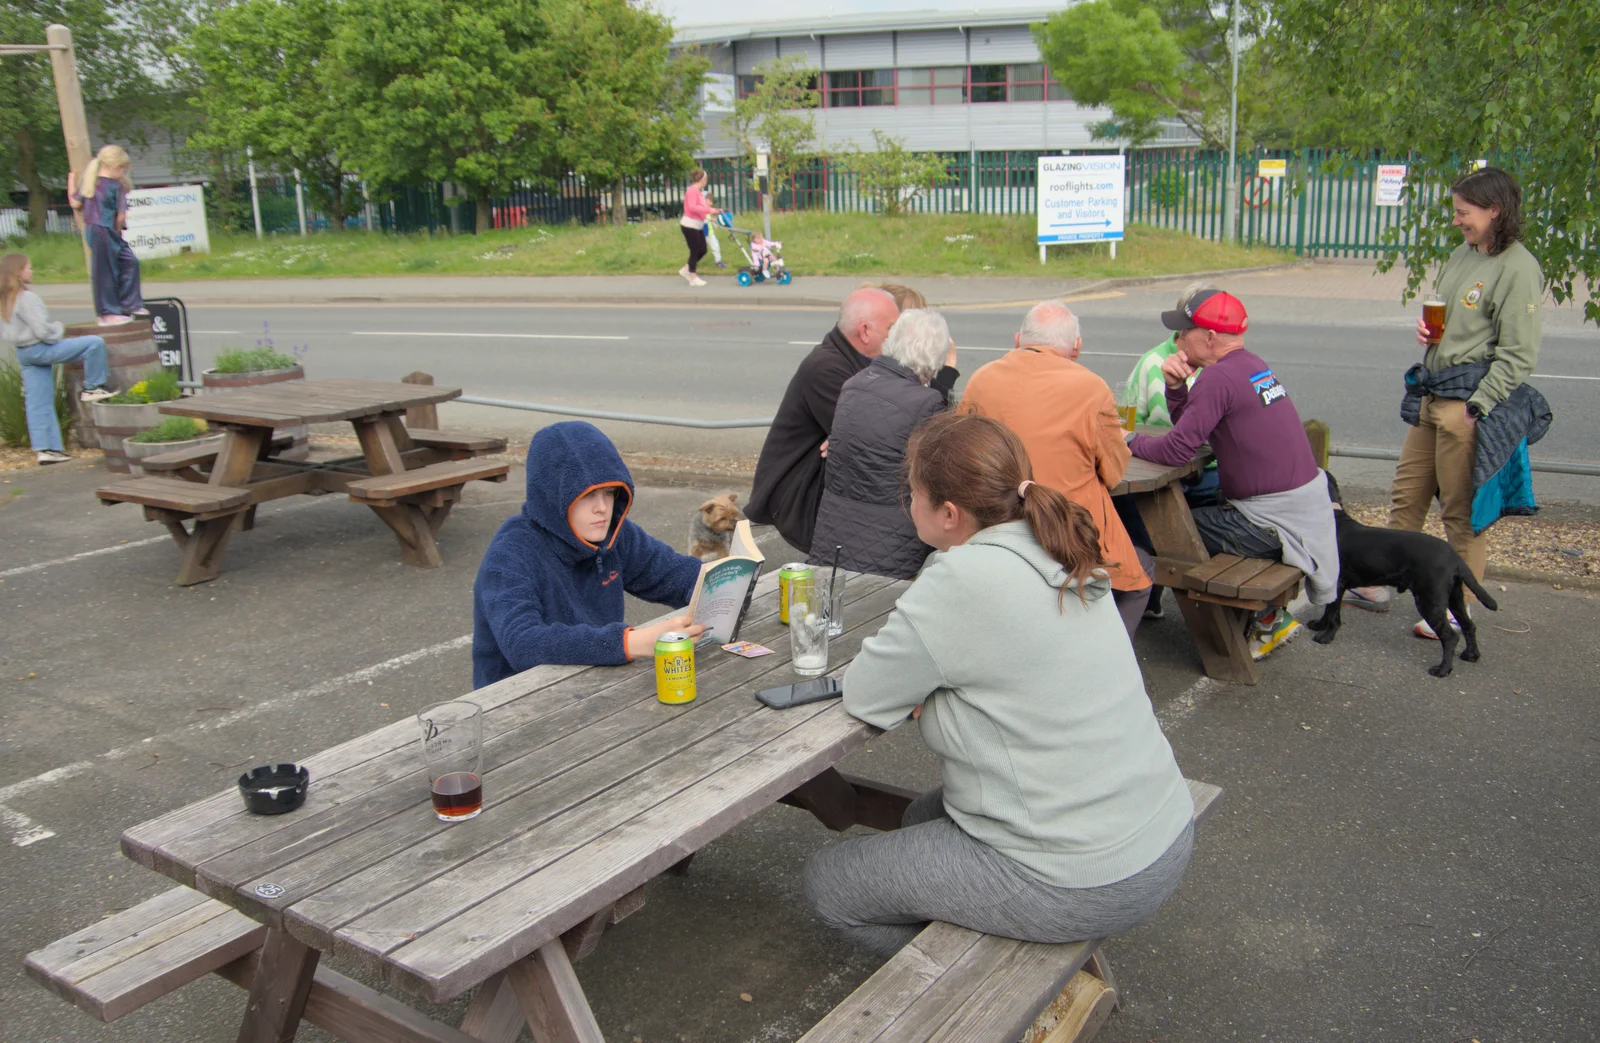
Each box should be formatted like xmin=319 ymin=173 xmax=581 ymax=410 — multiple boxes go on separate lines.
xmin=287 ymin=582 xmax=905 ymax=964
xmin=1236 ymin=563 xmax=1303 ymax=602
xmin=1202 ymin=557 xmax=1276 ymax=599
xmin=382 ymin=698 xmax=881 ymax=1001
xmin=161 ymin=381 xmax=462 ymax=428
xmin=796 ymin=922 xmax=986 ymax=1043
xmin=185 ymin=582 xmax=835 ymax=898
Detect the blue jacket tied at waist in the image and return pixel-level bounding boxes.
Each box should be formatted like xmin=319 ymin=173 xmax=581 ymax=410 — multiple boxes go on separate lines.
xmin=1401 ymin=362 xmax=1554 ymax=535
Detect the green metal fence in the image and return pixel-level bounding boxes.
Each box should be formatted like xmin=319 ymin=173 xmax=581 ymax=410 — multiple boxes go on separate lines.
xmin=236 ymin=148 xmax=1431 ymax=259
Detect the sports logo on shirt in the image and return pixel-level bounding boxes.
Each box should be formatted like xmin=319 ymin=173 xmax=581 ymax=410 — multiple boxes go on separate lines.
xmin=1250 ymin=368 xmax=1288 ymax=407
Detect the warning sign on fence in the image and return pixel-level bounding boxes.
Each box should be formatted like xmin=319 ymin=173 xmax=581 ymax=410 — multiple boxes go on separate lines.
xmin=1258 ymin=158 xmax=1287 ymax=179
xmin=1375 ymin=164 xmax=1408 ymax=207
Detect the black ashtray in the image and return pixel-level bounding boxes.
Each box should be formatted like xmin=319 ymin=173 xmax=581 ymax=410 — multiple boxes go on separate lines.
xmin=238 ymin=763 xmax=310 ymax=815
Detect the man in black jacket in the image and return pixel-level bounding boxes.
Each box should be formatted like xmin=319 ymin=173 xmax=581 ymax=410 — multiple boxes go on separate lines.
xmin=747 ymin=287 xmax=900 ymax=552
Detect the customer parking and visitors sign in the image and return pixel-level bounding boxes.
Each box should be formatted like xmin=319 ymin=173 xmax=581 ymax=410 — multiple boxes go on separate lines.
xmin=124 ymin=185 xmax=211 ymax=259
xmin=1037 ymin=154 xmax=1124 ymax=262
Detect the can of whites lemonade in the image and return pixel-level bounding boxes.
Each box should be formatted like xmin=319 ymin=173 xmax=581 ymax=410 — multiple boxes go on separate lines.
xmin=778 ymin=563 xmax=814 ymax=624
xmin=654 ymin=632 xmax=697 ymax=704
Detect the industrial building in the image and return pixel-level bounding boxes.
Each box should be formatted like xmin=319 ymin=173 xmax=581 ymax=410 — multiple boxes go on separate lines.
xmin=675 ymin=5 xmax=1197 ymax=158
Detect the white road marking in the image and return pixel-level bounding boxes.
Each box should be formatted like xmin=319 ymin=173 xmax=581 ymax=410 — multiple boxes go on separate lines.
xmin=1157 ymin=676 xmax=1219 ymax=732
xmin=1532 ymin=373 xmax=1599 ymax=381
xmin=0 ymin=535 xmax=170 ymax=579
xmin=352 ymin=331 xmax=628 ymax=341
xmin=0 ymin=635 xmax=472 ymax=845
xmin=190 ymin=329 xmax=241 ymax=334
xmin=955 ymin=347 xmax=1141 ymax=357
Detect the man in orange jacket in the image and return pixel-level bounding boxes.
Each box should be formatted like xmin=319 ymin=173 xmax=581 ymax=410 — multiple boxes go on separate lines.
xmin=957 ymin=301 xmax=1154 ymax=635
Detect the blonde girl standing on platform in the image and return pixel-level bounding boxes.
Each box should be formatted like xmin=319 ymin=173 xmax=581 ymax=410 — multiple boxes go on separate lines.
xmin=69 ymin=145 xmax=146 ymax=325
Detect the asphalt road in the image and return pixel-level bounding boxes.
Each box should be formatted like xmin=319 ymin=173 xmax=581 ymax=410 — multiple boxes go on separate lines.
xmin=55 ymin=276 xmax=1600 ymax=503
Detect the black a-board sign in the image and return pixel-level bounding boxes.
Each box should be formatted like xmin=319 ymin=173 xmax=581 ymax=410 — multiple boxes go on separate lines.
xmin=143 ymin=298 xmax=193 ymax=382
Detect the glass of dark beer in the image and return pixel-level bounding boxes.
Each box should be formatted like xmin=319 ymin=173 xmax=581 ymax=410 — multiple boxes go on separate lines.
xmin=1422 ymin=297 xmax=1446 ymax=346
xmin=418 ymin=701 xmax=484 ymax=822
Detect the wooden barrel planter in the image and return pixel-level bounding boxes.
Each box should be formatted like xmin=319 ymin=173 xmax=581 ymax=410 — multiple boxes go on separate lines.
xmin=60 ymin=320 xmax=163 ymax=464
xmin=201 ymin=365 xmax=309 ymax=460
xmin=122 ymin=433 xmax=224 ymax=476
xmin=89 ymin=400 xmax=164 ymax=473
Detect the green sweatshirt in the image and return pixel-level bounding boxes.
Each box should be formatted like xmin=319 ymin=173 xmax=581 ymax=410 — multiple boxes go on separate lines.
xmin=841 ymin=520 xmax=1193 ymax=888
xmin=1427 ymin=240 xmax=1543 ymax=414
xmin=1127 ymin=334 xmax=1182 ymax=427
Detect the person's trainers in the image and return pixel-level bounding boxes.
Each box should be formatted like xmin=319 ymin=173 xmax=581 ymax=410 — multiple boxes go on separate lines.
xmin=689 ymin=276 xmax=708 ymax=287
xmin=1142 ymin=587 xmax=1165 ymax=620
xmin=1413 ymin=608 xmax=1468 ymax=640
xmin=35 ymin=449 xmax=71 ymax=465
xmin=79 ymin=387 xmax=116 ymax=403
xmin=1343 ymin=586 xmax=1392 ymax=612
xmin=715 ymin=261 xmax=727 ymax=268
xmin=97 ymin=314 xmax=134 ymax=325
xmin=1249 ymin=610 xmax=1302 ymax=661
xmin=131 ymin=307 xmax=150 ymax=317
xmin=678 ymin=265 xmax=693 ymax=283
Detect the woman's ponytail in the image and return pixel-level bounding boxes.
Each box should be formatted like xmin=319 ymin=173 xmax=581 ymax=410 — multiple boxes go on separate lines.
xmin=1020 ymin=482 xmax=1107 ymax=597
xmin=907 ymin=411 xmax=1109 ymax=608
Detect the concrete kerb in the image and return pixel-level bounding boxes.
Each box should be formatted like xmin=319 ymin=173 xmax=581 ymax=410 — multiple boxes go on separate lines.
xmin=31 ymin=262 xmax=1312 ymax=311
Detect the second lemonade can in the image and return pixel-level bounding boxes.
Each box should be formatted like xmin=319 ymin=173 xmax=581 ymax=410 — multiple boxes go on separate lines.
xmin=778 ymin=563 xmax=815 ymax=625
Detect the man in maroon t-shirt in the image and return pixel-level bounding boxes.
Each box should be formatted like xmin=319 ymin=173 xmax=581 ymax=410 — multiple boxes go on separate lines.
xmin=1127 ymin=290 xmax=1339 ymax=659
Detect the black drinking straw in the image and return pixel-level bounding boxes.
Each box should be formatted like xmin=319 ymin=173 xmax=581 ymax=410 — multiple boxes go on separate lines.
xmin=828 ymin=544 xmax=842 ymax=602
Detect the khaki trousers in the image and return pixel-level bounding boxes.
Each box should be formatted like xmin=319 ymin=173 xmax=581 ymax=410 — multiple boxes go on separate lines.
xmin=1388 ymin=396 xmax=1487 ymax=582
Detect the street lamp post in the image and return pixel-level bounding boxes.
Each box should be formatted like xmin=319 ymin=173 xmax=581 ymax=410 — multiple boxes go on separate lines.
xmin=1225 ymin=0 xmax=1241 ymax=244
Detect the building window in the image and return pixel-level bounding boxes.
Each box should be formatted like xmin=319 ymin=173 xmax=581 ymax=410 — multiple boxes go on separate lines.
xmin=737 ymin=74 xmax=761 ymax=99
xmin=1007 ymin=63 xmax=1069 ymax=102
xmin=898 ymin=66 xmax=966 ymax=105
xmin=969 ymin=65 xmax=1008 ymax=103
xmin=826 ymin=69 xmax=895 ymax=107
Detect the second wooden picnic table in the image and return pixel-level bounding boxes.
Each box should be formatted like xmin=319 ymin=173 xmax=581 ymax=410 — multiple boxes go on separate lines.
xmin=95 ymin=379 xmax=509 ymax=585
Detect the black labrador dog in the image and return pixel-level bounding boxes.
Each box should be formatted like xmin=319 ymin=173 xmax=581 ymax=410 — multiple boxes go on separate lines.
xmin=1307 ymin=471 xmax=1497 ymax=677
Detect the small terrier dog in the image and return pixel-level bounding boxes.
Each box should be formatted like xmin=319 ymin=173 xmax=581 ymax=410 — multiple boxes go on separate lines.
xmin=689 ymin=492 xmax=744 ymax=560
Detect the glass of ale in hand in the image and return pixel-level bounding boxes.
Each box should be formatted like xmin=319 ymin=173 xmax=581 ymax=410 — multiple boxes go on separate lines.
xmin=418 ymin=701 xmax=484 ymax=822
xmin=1422 ymin=297 xmax=1446 ymax=346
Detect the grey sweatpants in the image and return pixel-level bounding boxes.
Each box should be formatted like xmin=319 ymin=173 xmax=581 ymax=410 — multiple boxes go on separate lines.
xmin=802 ymin=787 xmax=1194 ymax=957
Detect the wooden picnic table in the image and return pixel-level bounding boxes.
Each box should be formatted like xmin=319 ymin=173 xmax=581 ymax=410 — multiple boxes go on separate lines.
xmin=1115 ymin=449 xmax=1302 ymax=685
xmin=120 ymin=571 xmax=917 ymax=1043
xmin=95 ymin=379 xmax=508 ymax=585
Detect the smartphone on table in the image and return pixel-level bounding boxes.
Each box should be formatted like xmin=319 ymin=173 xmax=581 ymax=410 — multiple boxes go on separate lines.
xmin=755 ymin=676 xmax=842 ymax=709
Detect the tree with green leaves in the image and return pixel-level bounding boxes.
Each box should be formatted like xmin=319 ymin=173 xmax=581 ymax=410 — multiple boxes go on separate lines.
xmin=724 ymin=55 xmax=819 ymax=201
xmin=331 ymin=0 xmax=557 ymax=233
xmin=1033 ymin=0 xmax=1276 ymax=149
xmin=0 ymin=0 xmax=134 ymax=232
xmin=1274 ymin=0 xmax=1600 ymax=322
xmin=837 ymin=132 xmax=952 ymax=217
xmin=536 ymin=0 xmax=707 ymax=226
xmin=185 ymin=0 xmax=355 ymax=228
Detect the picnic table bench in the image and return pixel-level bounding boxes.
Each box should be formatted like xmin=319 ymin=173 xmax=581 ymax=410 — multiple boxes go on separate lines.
xmin=27 ymin=569 xmax=1222 ymax=1043
xmin=95 ymin=379 xmax=509 ymax=585
xmin=1114 ymin=453 xmax=1304 ymax=685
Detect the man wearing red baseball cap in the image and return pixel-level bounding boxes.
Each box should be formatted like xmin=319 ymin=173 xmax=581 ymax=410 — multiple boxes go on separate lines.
xmin=1128 ymin=289 xmax=1339 ymax=660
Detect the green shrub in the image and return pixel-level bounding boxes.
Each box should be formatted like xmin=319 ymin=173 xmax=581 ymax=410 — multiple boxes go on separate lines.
xmin=130 ymin=416 xmax=208 ymax=443
xmin=213 ymin=346 xmax=297 ymax=373
xmin=0 ymin=360 xmax=75 ymax=447
xmin=1147 ymin=169 xmax=1189 ymax=209
xmin=102 ymin=368 xmax=183 ymax=405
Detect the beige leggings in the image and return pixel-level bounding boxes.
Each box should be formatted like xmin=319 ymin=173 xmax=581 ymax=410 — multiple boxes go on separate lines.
xmin=1388 ymin=396 xmax=1487 ymax=583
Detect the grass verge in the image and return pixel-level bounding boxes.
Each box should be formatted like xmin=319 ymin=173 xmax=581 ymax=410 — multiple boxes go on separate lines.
xmin=12 ymin=213 xmax=1288 ymax=282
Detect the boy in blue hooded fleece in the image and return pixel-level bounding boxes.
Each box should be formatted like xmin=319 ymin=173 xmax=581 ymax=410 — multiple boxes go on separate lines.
xmin=472 ymin=422 xmax=706 ymax=688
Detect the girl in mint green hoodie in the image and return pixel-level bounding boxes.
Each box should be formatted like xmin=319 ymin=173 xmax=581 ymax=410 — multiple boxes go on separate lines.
xmin=803 ymin=412 xmax=1195 ymax=956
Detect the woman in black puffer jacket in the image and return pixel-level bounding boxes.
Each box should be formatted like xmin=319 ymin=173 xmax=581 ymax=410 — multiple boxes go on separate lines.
xmin=809 ymin=309 xmax=958 ymax=579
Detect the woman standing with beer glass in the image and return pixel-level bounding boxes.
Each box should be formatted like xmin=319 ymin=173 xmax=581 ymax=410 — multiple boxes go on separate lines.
xmin=1366 ymin=167 xmax=1544 ymax=639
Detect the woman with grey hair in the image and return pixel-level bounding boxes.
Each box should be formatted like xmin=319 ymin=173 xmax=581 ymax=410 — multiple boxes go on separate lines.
xmin=809 ymin=309 xmax=959 ymax=579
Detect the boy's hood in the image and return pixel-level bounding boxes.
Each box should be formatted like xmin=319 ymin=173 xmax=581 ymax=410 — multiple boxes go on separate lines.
xmin=964 ymin=520 xmax=1112 ymax=602
xmin=521 ymin=422 xmax=634 ymax=561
